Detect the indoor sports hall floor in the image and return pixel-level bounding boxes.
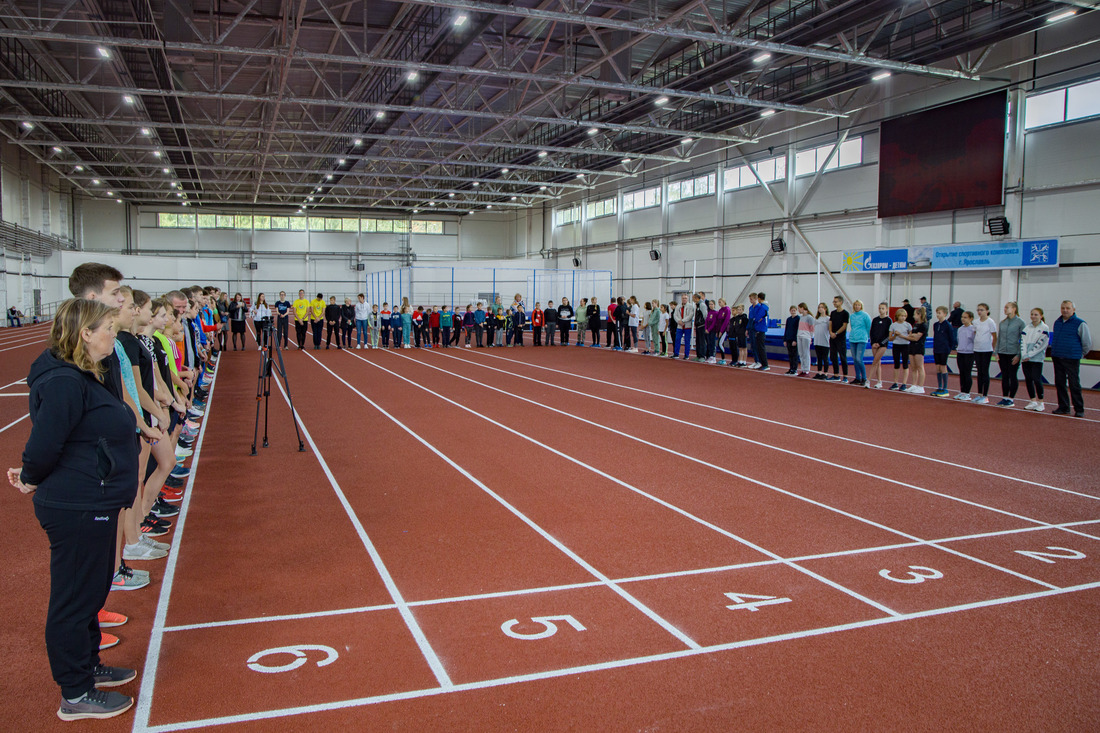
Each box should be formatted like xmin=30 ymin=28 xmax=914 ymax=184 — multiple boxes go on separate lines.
xmin=2 ymin=321 xmax=1098 ymax=731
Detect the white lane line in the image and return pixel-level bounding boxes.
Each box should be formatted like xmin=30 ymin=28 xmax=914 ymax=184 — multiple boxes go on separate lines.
xmin=306 ymin=350 xmax=705 ymax=649
xmin=468 ymin=349 xmax=1100 ymax=495
xmin=435 ymin=349 xmax=1100 ymax=534
xmin=132 ymin=364 xmax=220 ymax=733
xmin=269 ymin=370 xmax=454 ymax=689
xmin=384 ymin=348 xmax=1061 ymax=593
xmin=0 ymin=393 xmax=30 ymax=397
xmin=141 ymin=579 xmax=1100 ymax=732
xmin=0 ymin=378 xmax=27 ymax=390
xmin=0 ymin=337 xmax=46 ymax=354
xmin=155 ymin=516 xmax=1100 ymax=633
xmin=0 ymin=413 xmax=30 ymax=434
xmin=343 ymin=348 xmax=900 ymax=619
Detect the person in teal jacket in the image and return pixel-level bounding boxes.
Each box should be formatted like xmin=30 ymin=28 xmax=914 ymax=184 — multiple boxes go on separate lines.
xmin=848 ymin=299 xmax=872 ymax=386
xmin=440 ymin=305 xmax=453 ymax=348
xmin=400 ymin=306 xmax=413 ymax=348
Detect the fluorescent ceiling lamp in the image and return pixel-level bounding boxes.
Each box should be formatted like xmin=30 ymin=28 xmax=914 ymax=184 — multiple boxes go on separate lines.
xmin=354 ymin=138 xmax=362 ymax=145
xmin=537 ymin=151 xmax=548 ymax=158
xmin=622 ymin=158 xmax=632 ymax=164
xmin=96 ymin=47 xmax=110 ymax=59
xmin=454 ymin=13 xmax=468 ymax=27
xmin=52 ymin=146 xmax=62 ymax=152
xmin=407 ymin=71 xmax=419 ymax=82
xmin=501 ymin=168 xmax=509 ymax=173
xmin=325 ymin=174 xmax=333 ymax=180
xmin=153 ymin=150 xmax=161 ymax=157
xmin=487 ymin=204 xmax=493 ymax=209
xmin=140 ymin=127 xmax=150 ymax=135
xmin=92 ymin=178 xmax=100 ymax=184
xmin=375 ymin=111 xmax=385 ymax=119
xmin=681 ymin=137 xmax=694 ymax=144
xmin=448 ymin=192 xmax=455 ymax=197
xmin=510 ymin=196 xmax=517 ymax=201
xmin=576 ymin=173 xmax=585 ymax=179
xmin=587 ymin=127 xmax=598 ymax=135
xmin=338 ymin=158 xmax=346 ymax=164
xmin=472 ymin=182 xmax=480 ymax=187
xmin=1047 ymin=10 xmax=1076 ymax=23
xmin=75 ymin=165 xmax=84 ymax=171
xmin=872 ymin=71 xmax=892 ymax=81
xmin=654 ymin=96 xmax=669 ymax=106
xmin=162 ymin=167 xmax=169 ymax=173
xmin=539 ymin=185 xmax=547 ymax=190
xmin=21 ymin=121 xmax=33 ymax=129
xmin=753 ymin=53 xmax=771 ymax=64
xmin=123 ymin=95 xmax=134 ymax=104
xmin=412 ymin=209 xmax=419 ymax=213
xmin=760 ymin=109 xmax=776 ymax=117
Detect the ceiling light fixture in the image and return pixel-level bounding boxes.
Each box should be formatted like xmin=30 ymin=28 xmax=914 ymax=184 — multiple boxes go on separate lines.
xmin=52 ymin=146 xmax=62 ymax=153
xmin=140 ymin=127 xmax=150 ymax=135
xmin=622 ymin=158 xmax=632 ymax=165
xmin=872 ymin=71 xmax=892 ymax=81
xmin=162 ymin=167 xmax=169 ymax=173
xmin=473 ymin=182 xmax=480 ymax=187
xmin=308 ymin=196 xmax=314 ymax=201
xmin=487 ymin=204 xmax=493 ymax=209
xmin=448 ymin=192 xmax=455 ymax=197
xmin=375 ymin=110 xmax=385 ymax=119
xmin=407 ymin=71 xmax=419 ymax=82
xmin=91 ymin=178 xmax=100 ymax=184
xmin=576 ymin=173 xmax=585 ymax=179
xmin=412 ymin=209 xmax=419 ymax=214
xmin=21 ymin=121 xmax=33 ymax=129
xmin=682 ymin=137 xmax=694 ymax=144
xmin=510 ymin=196 xmax=517 ymax=201
xmin=428 ymin=202 xmax=435 ymax=206
xmin=454 ymin=13 xmax=469 ymax=27
xmin=96 ymin=47 xmax=110 ymax=59
xmin=354 ymin=138 xmax=362 ymax=146
xmin=123 ymin=95 xmax=134 ymax=104
xmin=655 ymin=96 xmax=669 ymax=106
xmin=587 ymin=127 xmax=598 ymax=135
xmin=75 ymin=165 xmax=84 ymax=171
xmin=106 ymin=191 xmax=113 ymax=196
xmin=537 ymin=151 xmax=548 ymax=158
xmin=539 ymin=185 xmax=547 ymax=190
xmin=760 ymin=109 xmax=776 ymax=117
xmin=153 ymin=150 xmax=161 ymax=157
xmin=338 ymin=158 xmax=346 ymax=165
xmin=326 ymin=174 xmax=333 ymax=180
xmin=753 ymin=53 xmax=771 ymax=64
xmin=1047 ymin=9 xmax=1076 ymax=23
xmin=501 ymin=168 xmax=510 ymax=173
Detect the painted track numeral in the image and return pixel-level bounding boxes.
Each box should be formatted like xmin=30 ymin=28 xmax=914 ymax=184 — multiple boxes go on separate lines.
xmin=724 ymin=592 xmax=792 ymax=612
xmin=246 ymin=644 xmax=339 ymax=674
xmin=1015 ymin=546 xmax=1087 ymax=564
xmin=879 ymin=566 xmax=943 ymax=584
xmin=501 ymin=615 xmax=586 ymax=640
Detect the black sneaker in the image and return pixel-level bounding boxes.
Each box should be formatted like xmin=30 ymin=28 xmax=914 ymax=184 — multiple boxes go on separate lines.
xmin=145 ymin=513 xmax=171 ymax=529
xmin=140 ymin=517 xmax=169 ymax=537
xmin=151 ymin=498 xmax=180 ymax=517
xmin=177 ymin=438 xmax=193 ymax=450
xmin=164 ymin=477 xmax=184 ymax=490
xmin=57 ymin=689 xmax=133 ymax=721
xmin=93 ymin=664 xmax=137 ymax=687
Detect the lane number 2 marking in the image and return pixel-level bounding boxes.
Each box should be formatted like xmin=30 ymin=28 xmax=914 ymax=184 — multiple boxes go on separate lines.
xmin=1015 ymin=546 xmax=1087 ymax=564
xmin=246 ymin=644 xmax=339 ymax=674
xmin=501 ymin=615 xmax=586 ymax=640
xmin=879 ymin=566 xmax=944 ymax=584
xmin=724 ymin=592 xmax=792 ymax=612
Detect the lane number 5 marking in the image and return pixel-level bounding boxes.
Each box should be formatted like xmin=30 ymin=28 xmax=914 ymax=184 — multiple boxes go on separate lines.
xmin=501 ymin=615 xmax=586 ymax=640
xmin=246 ymin=644 xmax=339 ymax=674
xmin=879 ymin=566 xmax=944 ymax=584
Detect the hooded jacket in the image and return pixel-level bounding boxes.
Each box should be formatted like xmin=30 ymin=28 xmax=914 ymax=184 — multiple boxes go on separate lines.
xmin=22 ymin=349 xmax=140 ymax=511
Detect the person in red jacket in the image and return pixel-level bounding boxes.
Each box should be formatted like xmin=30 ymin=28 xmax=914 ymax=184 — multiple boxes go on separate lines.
xmin=429 ymin=307 xmax=440 ymax=347
xmin=531 ymin=303 xmax=544 ymax=346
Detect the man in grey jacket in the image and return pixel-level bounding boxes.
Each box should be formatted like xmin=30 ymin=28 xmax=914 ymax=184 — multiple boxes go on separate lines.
xmin=673 ymin=294 xmax=695 ymax=360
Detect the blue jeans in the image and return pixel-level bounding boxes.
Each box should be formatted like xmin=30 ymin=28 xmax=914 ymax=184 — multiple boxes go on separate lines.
xmin=850 ymin=341 xmax=867 ymax=381
xmin=355 ymin=319 xmax=368 ymax=346
xmin=674 ymin=327 xmax=691 ymax=357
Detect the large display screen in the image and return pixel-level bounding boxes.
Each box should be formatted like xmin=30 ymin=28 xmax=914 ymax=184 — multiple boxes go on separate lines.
xmin=877 ymin=91 xmax=1007 ymax=218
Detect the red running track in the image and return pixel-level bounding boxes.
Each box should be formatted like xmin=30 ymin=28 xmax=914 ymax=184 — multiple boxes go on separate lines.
xmin=1 ymin=332 xmax=1097 ymax=731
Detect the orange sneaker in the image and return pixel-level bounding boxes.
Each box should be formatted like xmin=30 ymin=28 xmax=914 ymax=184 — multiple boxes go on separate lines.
xmin=97 ymin=610 xmax=128 ymax=628
xmin=99 ymin=633 xmax=120 ymax=650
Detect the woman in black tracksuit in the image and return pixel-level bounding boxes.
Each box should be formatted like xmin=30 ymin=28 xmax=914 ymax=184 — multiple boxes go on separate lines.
xmin=324 ymin=297 xmax=342 ymax=349
xmin=587 ymin=299 xmax=601 ymax=346
xmin=9 ymin=299 xmax=140 ymax=720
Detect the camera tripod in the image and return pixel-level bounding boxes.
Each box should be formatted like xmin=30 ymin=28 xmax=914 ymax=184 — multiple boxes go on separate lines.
xmin=252 ymin=319 xmax=305 ymax=454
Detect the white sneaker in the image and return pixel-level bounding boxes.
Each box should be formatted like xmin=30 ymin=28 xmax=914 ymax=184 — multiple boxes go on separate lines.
xmin=954 ymin=392 xmax=971 ymax=401
xmin=174 ymin=447 xmax=193 ymax=458
xmin=1024 ymin=400 xmax=1037 ymax=411
xmin=750 ymin=362 xmax=760 ymax=369
xmin=874 ymin=381 xmax=883 ymax=389
xmin=907 ymin=385 xmax=926 ymax=394
xmin=1033 ymin=401 xmax=1045 ymax=412
xmin=122 ymin=541 xmax=167 ymax=561
xmin=706 ymin=357 xmax=716 ymax=364
xmin=140 ymin=535 xmax=170 ymax=552
xmin=973 ymin=395 xmax=989 ymax=404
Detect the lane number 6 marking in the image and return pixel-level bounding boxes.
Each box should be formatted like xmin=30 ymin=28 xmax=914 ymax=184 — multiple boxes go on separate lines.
xmin=501 ymin=615 xmax=586 ymax=640
xmin=246 ymin=644 xmax=339 ymax=674
xmin=879 ymin=566 xmax=944 ymax=584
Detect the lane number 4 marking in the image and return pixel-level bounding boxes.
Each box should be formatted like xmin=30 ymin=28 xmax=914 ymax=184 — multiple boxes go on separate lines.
xmin=246 ymin=645 xmax=340 ymax=674
xmin=723 ymin=592 xmax=792 ymax=612
xmin=879 ymin=566 xmax=944 ymax=584
xmin=501 ymin=615 xmax=586 ymax=640
xmin=1015 ymin=546 xmax=1087 ymax=564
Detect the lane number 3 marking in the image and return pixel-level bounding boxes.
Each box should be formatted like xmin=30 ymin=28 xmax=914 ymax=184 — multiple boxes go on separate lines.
xmin=879 ymin=566 xmax=944 ymax=584
xmin=246 ymin=645 xmax=339 ymax=674
xmin=501 ymin=615 xmax=586 ymax=640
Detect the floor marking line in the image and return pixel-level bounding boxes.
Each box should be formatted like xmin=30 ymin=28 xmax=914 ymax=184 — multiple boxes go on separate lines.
xmin=467 ymin=348 xmax=1100 ymax=493
xmin=0 ymin=377 xmax=28 ymax=390
xmin=132 ymin=365 xmax=220 ymax=733
xmin=270 ymin=371 xmax=455 ymax=689
xmin=0 ymin=413 xmax=29 ymax=435
xmin=0 ymin=392 xmax=30 ymax=396
xmin=344 ymin=348 xmax=900 ymax=619
xmin=0 ymin=336 xmax=47 ymax=353
xmin=437 ymin=349 xmax=1100 ymax=536
xmin=390 ymin=349 xmax=1060 ymax=592
xmin=307 ymin=350 xmax=705 ymax=650
xmin=154 ymin=517 xmax=1100 ymax=633
xmin=141 ymin=580 xmax=1100 ymax=732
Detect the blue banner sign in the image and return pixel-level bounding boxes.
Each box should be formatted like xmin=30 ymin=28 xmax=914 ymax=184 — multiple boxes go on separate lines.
xmin=843 ymin=239 xmax=1058 ymax=273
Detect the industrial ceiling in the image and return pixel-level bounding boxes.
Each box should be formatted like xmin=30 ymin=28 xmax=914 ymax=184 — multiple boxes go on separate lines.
xmin=0 ymin=0 xmax=1092 ymax=215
